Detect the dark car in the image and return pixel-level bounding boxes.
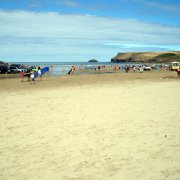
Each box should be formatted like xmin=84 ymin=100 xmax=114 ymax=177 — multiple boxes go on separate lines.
xmin=8 ymin=66 xmax=20 ymax=73
xmin=0 ymin=65 xmax=8 ymax=74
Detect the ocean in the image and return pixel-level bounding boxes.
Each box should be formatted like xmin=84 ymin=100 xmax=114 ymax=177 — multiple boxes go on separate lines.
xmin=10 ymin=61 xmax=116 ymax=66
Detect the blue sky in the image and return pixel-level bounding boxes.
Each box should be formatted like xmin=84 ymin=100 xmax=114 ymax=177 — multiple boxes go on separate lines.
xmin=0 ymin=0 xmax=180 ymax=62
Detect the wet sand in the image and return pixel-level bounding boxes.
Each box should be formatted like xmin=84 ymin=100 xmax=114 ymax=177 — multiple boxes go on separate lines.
xmin=0 ymin=70 xmax=180 ymax=179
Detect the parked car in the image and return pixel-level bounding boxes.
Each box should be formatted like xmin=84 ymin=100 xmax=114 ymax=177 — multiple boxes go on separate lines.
xmin=0 ymin=65 xmax=8 ymax=74
xmin=8 ymin=66 xmax=20 ymax=73
xmin=170 ymin=62 xmax=180 ymax=71
xmin=143 ymin=66 xmax=151 ymax=71
xmin=9 ymin=64 xmax=26 ymax=72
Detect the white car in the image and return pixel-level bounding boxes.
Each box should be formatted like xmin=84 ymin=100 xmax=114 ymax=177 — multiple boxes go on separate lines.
xmin=143 ymin=66 xmax=151 ymax=71
xmin=8 ymin=66 xmax=20 ymax=73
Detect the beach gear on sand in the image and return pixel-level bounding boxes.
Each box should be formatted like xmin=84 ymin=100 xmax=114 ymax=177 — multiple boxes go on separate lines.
xmin=41 ymin=66 xmax=49 ymax=75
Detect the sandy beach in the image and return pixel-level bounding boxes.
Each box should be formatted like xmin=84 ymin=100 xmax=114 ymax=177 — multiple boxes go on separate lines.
xmin=0 ymin=70 xmax=180 ymax=180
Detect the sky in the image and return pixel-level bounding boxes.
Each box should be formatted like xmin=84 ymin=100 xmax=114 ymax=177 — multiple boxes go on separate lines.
xmin=0 ymin=0 xmax=180 ymax=62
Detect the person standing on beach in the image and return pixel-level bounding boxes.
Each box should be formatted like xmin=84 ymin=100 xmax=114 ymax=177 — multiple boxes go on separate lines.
xmin=133 ymin=66 xmax=136 ymax=72
xmin=20 ymin=71 xmax=25 ymax=82
xmin=68 ymin=66 xmax=76 ymax=75
xmin=30 ymin=71 xmax=35 ymax=85
xmin=176 ymin=68 xmax=180 ymax=77
xmin=71 ymin=66 xmax=76 ymax=74
xmin=139 ymin=66 xmax=144 ymax=73
xmin=38 ymin=66 xmax=42 ymax=80
xmin=125 ymin=65 xmax=130 ymax=73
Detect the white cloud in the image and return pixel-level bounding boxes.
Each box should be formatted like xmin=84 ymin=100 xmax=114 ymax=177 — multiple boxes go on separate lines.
xmin=0 ymin=10 xmax=180 ymax=61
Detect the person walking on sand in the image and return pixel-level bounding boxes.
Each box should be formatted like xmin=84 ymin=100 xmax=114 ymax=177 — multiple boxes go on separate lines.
xmin=125 ymin=65 xmax=129 ymax=73
xmin=139 ymin=66 xmax=144 ymax=73
xmin=68 ymin=65 xmax=76 ymax=75
xmin=30 ymin=71 xmax=35 ymax=85
xmin=176 ymin=68 xmax=180 ymax=77
xmin=71 ymin=65 xmax=76 ymax=74
xmin=38 ymin=66 xmax=42 ymax=80
xmin=133 ymin=66 xmax=136 ymax=72
xmin=20 ymin=71 xmax=25 ymax=82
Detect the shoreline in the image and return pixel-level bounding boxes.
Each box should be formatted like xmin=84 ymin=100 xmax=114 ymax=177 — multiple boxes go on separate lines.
xmin=0 ymin=70 xmax=179 ymax=92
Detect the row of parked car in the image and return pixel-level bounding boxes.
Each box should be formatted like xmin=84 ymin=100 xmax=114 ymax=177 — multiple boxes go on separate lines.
xmin=0 ymin=64 xmax=34 ymax=74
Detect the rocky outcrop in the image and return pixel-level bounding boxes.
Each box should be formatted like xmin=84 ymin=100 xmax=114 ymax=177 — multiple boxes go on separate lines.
xmin=88 ymin=59 xmax=98 ymax=62
xmin=111 ymin=51 xmax=180 ymax=63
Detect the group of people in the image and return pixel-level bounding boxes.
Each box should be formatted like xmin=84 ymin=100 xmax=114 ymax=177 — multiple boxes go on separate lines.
xmin=19 ymin=64 xmax=180 ymax=81
xmin=20 ymin=66 xmax=42 ymax=84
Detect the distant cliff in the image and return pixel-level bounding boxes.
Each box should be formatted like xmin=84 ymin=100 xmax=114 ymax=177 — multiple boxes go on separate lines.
xmin=111 ymin=51 xmax=180 ymax=63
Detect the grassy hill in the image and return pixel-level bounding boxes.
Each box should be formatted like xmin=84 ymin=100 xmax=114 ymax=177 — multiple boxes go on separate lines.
xmin=111 ymin=51 xmax=180 ymax=63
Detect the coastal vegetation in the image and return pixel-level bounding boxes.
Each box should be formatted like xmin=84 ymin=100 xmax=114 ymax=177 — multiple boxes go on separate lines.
xmin=152 ymin=53 xmax=180 ymax=62
xmin=111 ymin=51 xmax=180 ymax=63
xmin=154 ymin=53 xmax=176 ymax=58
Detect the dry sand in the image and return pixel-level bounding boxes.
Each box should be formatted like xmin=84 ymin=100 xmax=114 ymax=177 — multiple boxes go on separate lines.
xmin=0 ymin=70 xmax=180 ymax=180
